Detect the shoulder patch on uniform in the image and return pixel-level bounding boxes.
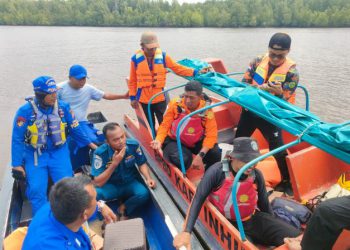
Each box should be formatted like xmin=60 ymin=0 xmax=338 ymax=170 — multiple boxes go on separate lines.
xmin=172 ymin=97 xmax=181 ymax=103
xmin=136 ymin=146 xmax=143 ymax=155
xmin=288 ymin=82 xmax=296 ymax=89
xmin=58 ymin=108 xmax=64 ymax=118
xmin=16 ymin=116 xmax=26 ymax=127
xmin=206 ymin=110 xmax=214 ymax=119
xmin=70 ymin=120 xmax=79 ymax=128
xmin=94 ymin=155 xmax=103 ymax=170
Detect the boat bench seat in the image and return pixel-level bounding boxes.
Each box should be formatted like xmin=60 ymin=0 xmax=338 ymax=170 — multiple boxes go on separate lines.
xmin=212 ymin=102 xmax=241 ymax=132
xmin=252 ymin=129 xmax=310 ymax=154
xmin=286 ymin=146 xmax=350 ymax=202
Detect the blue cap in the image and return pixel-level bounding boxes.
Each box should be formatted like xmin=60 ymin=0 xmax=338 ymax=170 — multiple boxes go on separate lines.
xmin=69 ymin=65 xmax=88 ymax=80
xmin=32 ymin=76 xmax=57 ymax=94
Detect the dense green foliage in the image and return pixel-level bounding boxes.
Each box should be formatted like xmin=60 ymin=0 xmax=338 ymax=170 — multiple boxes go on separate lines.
xmin=1 ymin=0 xmax=350 ymax=27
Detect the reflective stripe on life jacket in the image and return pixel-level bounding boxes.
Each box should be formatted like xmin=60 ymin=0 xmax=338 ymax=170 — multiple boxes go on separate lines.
xmin=208 ymin=175 xmax=257 ymax=221
xmin=26 ymin=99 xmax=67 ymax=149
xmin=134 ymin=48 xmax=167 ymax=89
xmin=252 ymin=55 xmax=296 ymax=103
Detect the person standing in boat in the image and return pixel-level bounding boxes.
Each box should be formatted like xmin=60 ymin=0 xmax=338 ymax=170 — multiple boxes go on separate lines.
xmin=128 ymin=31 xmax=202 ymax=127
xmin=57 ymin=64 xmax=128 ymax=171
xmin=236 ymin=33 xmax=299 ymax=195
xmin=173 ymin=137 xmax=301 ymax=250
xmin=91 ymin=122 xmax=156 ymax=219
xmin=150 ymin=80 xmax=221 ymax=171
xmin=11 ymin=76 xmax=94 ymax=215
xmin=22 ymin=176 xmax=117 ymax=250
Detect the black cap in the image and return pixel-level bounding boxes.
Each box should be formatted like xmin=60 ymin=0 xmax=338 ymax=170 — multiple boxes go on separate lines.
xmin=268 ymin=33 xmax=291 ymax=50
xmin=229 ymin=137 xmax=261 ymax=163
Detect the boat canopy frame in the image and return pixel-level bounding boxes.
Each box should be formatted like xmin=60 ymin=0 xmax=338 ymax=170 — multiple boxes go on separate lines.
xmin=144 ymin=60 xmax=348 ymax=244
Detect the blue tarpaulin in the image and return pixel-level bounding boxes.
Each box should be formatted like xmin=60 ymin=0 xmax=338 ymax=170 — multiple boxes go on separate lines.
xmin=176 ymin=59 xmax=350 ymax=163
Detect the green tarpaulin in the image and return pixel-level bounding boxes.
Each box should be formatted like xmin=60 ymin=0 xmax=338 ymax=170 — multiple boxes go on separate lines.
xmin=177 ymin=59 xmax=350 ymax=163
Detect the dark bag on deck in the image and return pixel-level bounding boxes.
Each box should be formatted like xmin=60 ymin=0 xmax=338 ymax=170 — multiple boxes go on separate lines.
xmin=272 ymin=197 xmax=312 ymax=228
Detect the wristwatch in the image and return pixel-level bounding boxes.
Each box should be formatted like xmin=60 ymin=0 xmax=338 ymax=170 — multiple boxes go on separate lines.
xmin=198 ymin=151 xmax=206 ymax=159
xmin=97 ymin=200 xmax=106 ymax=212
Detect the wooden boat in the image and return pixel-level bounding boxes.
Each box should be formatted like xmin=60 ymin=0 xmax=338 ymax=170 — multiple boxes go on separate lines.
xmin=123 ymin=58 xmax=350 ymax=250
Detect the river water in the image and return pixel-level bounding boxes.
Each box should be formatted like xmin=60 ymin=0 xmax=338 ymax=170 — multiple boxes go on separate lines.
xmin=1 ymin=26 xmax=349 ymax=184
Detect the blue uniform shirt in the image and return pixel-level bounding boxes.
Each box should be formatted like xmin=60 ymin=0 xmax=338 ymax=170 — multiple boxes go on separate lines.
xmin=22 ymin=203 xmax=91 ymax=250
xmin=11 ymin=99 xmax=91 ymax=166
xmin=91 ymin=139 xmax=147 ymax=185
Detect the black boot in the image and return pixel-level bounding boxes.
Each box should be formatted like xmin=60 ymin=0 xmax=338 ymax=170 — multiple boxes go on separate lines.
xmin=275 ymin=180 xmax=294 ymax=196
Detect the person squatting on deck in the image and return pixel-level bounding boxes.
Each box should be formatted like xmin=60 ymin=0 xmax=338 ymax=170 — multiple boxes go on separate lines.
xmin=22 ymin=176 xmax=117 ymax=250
xmin=11 ymin=76 xmax=93 ymax=215
xmin=58 ymin=64 xmax=128 ymax=171
xmin=173 ymin=137 xmax=301 ymax=249
xmin=128 ymin=31 xmax=201 ymax=127
xmin=150 ymin=80 xmax=221 ymax=171
xmin=236 ymin=32 xmax=300 ymax=195
xmin=91 ymin=122 xmax=156 ymax=219
xmin=285 ymin=196 xmax=350 ymax=250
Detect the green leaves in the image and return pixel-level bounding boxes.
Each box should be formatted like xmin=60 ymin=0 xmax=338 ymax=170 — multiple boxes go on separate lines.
xmin=0 ymin=0 xmax=349 ymax=27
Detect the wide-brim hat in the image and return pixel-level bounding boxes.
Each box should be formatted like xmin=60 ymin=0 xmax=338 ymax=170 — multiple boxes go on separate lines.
xmin=229 ymin=137 xmax=261 ymax=163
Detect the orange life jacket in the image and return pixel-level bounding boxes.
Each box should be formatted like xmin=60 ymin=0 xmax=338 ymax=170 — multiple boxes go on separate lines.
xmin=134 ymin=48 xmax=167 ymax=89
xmin=208 ymin=175 xmax=257 ymax=221
xmin=252 ymin=55 xmax=296 ymax=104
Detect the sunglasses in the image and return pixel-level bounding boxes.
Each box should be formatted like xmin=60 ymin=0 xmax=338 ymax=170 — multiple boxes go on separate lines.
xmin=269 ymin=51 xmax=286 ymax=60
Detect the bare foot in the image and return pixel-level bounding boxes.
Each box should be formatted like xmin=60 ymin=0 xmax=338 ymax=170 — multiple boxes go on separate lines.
xmin=284 ymin=236 xmax=302 ymax=250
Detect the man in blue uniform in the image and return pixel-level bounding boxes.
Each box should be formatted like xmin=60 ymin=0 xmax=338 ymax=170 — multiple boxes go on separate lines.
xmin=58 ymin=65 xmax=128 ymax=171
xmin=91 ymin=122 xmax=156 ymax=218
xmin=22 ymin=176 xmax=117 ymax=250
xmin=11 ymin=76 xmax=93 ymax=215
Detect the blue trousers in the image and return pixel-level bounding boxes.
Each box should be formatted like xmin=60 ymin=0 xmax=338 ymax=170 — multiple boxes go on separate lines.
xmin=96 ymin=180 xmax=149 ymax=215
xmin=24 ymin=144 xmax=73 ymax=215
xmin=68 ymin=122 xmax=105 ymax=171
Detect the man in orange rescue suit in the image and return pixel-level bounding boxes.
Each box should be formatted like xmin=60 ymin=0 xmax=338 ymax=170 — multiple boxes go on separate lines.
xmin=173 ymin=137 xmax=301 ymax=250
xmin=236 ymin=33 xmax=300 ymax=195
xmin=150 ymin=80 xmax=221 ymax=171
xmin=128 ymin=31 xmax=201 ymax=127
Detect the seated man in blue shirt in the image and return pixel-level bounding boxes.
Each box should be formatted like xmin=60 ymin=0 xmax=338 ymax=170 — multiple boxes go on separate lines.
xmin=22 ymin=175 xmax=117 ymax=250
xmin=58 ymin=64 xmax=128 ymax=171
xmin=91 ymin=122 xmax=156 ymax=219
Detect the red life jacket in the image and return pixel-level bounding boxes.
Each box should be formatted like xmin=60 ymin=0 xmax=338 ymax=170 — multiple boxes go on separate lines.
xmin=208 ymin=175 xmax=257 ymax=221
xmin=170 ymin=111 xmax=205 ymax=148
